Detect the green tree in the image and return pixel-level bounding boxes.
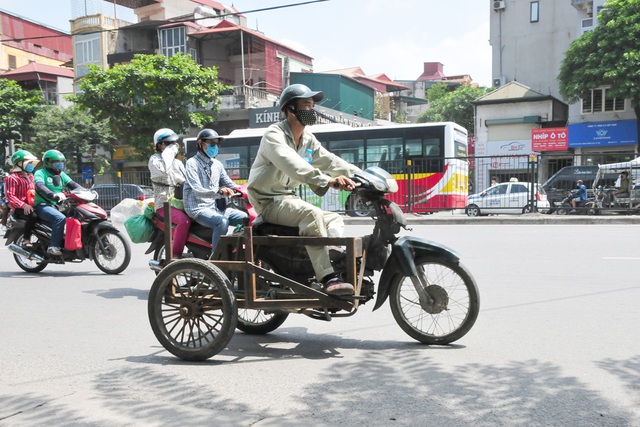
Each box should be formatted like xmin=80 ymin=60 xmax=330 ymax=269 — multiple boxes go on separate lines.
xmin=73 ymin=53 xmax=228 ymax=159
xmin=558 ymin=0 xmax=640 ymax=148
xmin=417 ymin=84 xmax=489 ymax=134
xmin=0 ymin=79 xmax=42 ymax=169
xmin=22 ymin=105 xmax=114 ymax=174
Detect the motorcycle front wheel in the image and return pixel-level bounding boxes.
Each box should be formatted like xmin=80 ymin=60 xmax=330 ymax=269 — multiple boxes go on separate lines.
xmin=389 ymin=257 xmax=479 ymax=345
xmin=13 ymin=235 xmax=48 ymax=273
xmin=148 ymin=258 xmax=237 ymax=361
xmin=92 ymin=229 xmax=131 ymax=274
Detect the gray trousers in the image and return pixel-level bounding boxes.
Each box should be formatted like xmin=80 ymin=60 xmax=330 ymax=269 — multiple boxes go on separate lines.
xmin=258 ymin=196 xmax=344 ymax=281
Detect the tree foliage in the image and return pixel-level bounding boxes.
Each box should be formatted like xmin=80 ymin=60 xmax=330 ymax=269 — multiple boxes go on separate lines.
xmin=0 ymin=79 xmax=42 ymax=169
xmin=558 ymin=0 xmax=640 ymax=114
xmin=73 ymin=53 xmax=229 ymax=159
xmin=417 ymin=84 xmax=489 ymax=134
xmin=21 ymin=105 xmax=115 ymax=174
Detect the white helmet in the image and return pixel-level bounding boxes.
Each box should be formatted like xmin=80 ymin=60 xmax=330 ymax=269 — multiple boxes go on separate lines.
xmin=153 ymin=128 xmax=179 ymax=148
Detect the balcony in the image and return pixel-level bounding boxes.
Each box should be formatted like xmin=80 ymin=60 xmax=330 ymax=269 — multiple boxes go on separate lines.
xmin=219 ymin=86 xmax=277 ymax=110
xmin=71 ymin=14 xmax=132 ymax=33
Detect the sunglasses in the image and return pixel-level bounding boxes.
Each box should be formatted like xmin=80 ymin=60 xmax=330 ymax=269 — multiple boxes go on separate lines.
xmin=203 ymin=139 xmax=220 ymax=146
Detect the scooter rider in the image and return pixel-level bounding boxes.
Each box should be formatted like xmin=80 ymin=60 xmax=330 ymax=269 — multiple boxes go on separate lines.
xmin=569 ymin=179 xmax=588 ymax=214
xmin=183 ymin=128 xmax=249 ymax=258
xmin=34 ymin=149 xmax=82 ymax=256
xmin=246 ymin=83 xmax=362 ymax=296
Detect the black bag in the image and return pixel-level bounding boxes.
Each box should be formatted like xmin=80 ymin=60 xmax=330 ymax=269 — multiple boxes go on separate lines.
xmin=174 ymin=183 xmax=184 ymax=200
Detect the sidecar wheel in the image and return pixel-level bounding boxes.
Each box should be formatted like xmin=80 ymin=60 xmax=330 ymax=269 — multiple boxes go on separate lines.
xmin=13 ymin=235 xmax=48 ymax=273
xmin=389 ymin=257 xmax=479 ymax=345
xmin=148 ymin=258 xmax=237 ymax=361
xmin=92 ymin=229 xmax=131 ymax=274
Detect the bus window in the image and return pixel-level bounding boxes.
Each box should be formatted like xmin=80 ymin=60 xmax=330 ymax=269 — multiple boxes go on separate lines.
xmin=367 ymin=137 xmax=402 ymax=170
xmin=424 ymin=138 xmax=441 ymax=156
xmin=328 ymin=139 xmax=364 ymax=168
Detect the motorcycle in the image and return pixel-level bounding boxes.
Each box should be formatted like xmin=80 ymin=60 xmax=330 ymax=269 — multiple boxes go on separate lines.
xmin=147 ymin=166 xmax=480 ymax=361
xmin=554 ymin=190 xmax=598 ymax=215
xmin=145 ymin=185 xmax=257 ymax=264
xmin=5 ymin=188 xmax=131 ymax=274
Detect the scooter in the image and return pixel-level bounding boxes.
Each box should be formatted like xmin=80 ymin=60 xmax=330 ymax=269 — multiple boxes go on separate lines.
xmin=145 ymin=185 xmax=256 ymax=264
xmin=147 ymin=167 xmax=480 ymax=361
xmin=555 ymin=191 xmax=598 ymax=215
xmin=5 ymin=188 xmax=131 ymax=274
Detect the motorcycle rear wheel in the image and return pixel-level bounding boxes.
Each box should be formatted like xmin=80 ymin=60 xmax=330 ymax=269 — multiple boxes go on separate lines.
xmin=235 ymin=258 xmax=289 ymax=334
xmin=389 ymin=257 xmax=479 ymax=345
xmin=13 ymin=235 xmax=48 ymax=273
xmin=148 ymin=258 xmax=237 ymax=361
xmin=92 ymin=229 xmax=131 ymax=274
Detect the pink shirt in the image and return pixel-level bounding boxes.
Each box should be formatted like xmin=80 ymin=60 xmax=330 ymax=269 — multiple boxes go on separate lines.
xmin=4 ymin=172 xmax=35 ymax=210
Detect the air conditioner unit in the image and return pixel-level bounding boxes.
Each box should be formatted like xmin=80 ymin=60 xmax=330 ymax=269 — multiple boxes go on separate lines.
xmin=493 ymin=1 xmax=506 ymax=11
xmin=493 ymin=76 xmax=506 ymax=87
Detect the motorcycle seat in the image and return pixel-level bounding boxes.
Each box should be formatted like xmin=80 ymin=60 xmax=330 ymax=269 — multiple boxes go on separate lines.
xmin=253 ymin=222 xmax=300 ymax=236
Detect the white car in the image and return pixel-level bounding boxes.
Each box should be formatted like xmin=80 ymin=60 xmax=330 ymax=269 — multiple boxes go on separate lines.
xmin=465 ymin=181 xmax=550 ymax=216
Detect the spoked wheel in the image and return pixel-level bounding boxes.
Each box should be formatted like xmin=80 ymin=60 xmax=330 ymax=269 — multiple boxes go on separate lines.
xmin=92 ymin=229 xmax=131 ymax=274
xmin=237 ymin=309 xmax=289 ymax=334
xmin=235 ymin=258 xmax=289 ymax=334
xmin=13 ymin=235 xmax=48 ymax=273
xmin=389 ymin=257 xmax=479 ymax=345
xmin=148 ymin=258 xmax=237 ymax=361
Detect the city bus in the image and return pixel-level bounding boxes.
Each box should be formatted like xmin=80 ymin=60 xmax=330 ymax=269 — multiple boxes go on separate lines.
xmin=184 ymin=122 xmax=469 ymax=215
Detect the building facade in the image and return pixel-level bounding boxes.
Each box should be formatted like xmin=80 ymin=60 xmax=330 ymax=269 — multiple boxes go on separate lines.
xmin=479 ymin=0 xmax=637 ymax=192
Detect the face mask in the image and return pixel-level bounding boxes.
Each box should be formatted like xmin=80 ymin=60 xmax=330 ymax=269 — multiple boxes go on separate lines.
xmin=24 ymin=164 xmax=35 ymax=173
xmin=53 ymin=162 xmax=65 ymax=171
xmin=205 ymin=144 xmax=219 ymax=158
xmin=292 ymin=108 xmax=318 ymax=126
xmin=576 ymin=183 xmax=581 ymax=188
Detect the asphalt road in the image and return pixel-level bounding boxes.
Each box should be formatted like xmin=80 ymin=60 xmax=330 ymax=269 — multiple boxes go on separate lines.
xmin=1 ymin=222 xmax=639 ymax=426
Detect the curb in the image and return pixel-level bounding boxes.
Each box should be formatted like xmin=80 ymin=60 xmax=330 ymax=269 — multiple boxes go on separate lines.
xmin=343 ymin=213 xmax=640 ymax=225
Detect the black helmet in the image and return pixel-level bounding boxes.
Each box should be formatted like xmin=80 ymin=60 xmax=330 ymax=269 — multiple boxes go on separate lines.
xmin=197 ymin=128 xmax=223 ymax=142
xmin=278 ymin=84 xmax=324 ymax=111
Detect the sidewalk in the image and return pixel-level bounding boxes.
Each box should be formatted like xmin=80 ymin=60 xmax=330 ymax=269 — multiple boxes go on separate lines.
xmin=343 ymin=210 xmax=640 ymax=225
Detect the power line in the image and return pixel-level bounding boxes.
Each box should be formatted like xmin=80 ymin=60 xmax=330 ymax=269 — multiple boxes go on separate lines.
xmin=0 ymin=0 xmax=329 ymax=43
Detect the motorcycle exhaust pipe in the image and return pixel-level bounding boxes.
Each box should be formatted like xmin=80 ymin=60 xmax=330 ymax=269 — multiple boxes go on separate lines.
xmin=7 ymin=243 xmax=45 ymax=262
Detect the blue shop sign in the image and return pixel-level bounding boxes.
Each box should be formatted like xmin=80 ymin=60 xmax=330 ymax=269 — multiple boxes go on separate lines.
xmin=81 ymin=165 xmax=94 ymax=180
xmin=569 ymin=120 xmax=637 ymax=148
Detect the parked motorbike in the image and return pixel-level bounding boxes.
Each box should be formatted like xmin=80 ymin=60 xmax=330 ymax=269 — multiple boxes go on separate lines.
xmin=5 ymin=188 xmax=131 ymax=274
xmin=555 ymin=191 xmax=598 ymax=215
xmin=145 ymin=185 xmax=256 ymax=263
xmin=147 ymin=166 xmax=480 ymax=361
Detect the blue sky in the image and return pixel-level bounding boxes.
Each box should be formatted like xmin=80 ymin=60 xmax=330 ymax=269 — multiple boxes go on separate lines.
xmin=0 ymin=0 xmax=492 ymax=87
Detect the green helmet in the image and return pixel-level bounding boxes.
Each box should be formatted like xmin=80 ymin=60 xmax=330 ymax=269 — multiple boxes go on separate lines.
xmin=43 ymin=149 xmax=66 ymax=173
xmin=11 ymin=150 xmax=38 ymax=167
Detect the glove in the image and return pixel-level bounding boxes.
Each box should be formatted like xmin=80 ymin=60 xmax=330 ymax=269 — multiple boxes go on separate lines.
xmin=54 ymin=193 xmax=67 ymax=202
